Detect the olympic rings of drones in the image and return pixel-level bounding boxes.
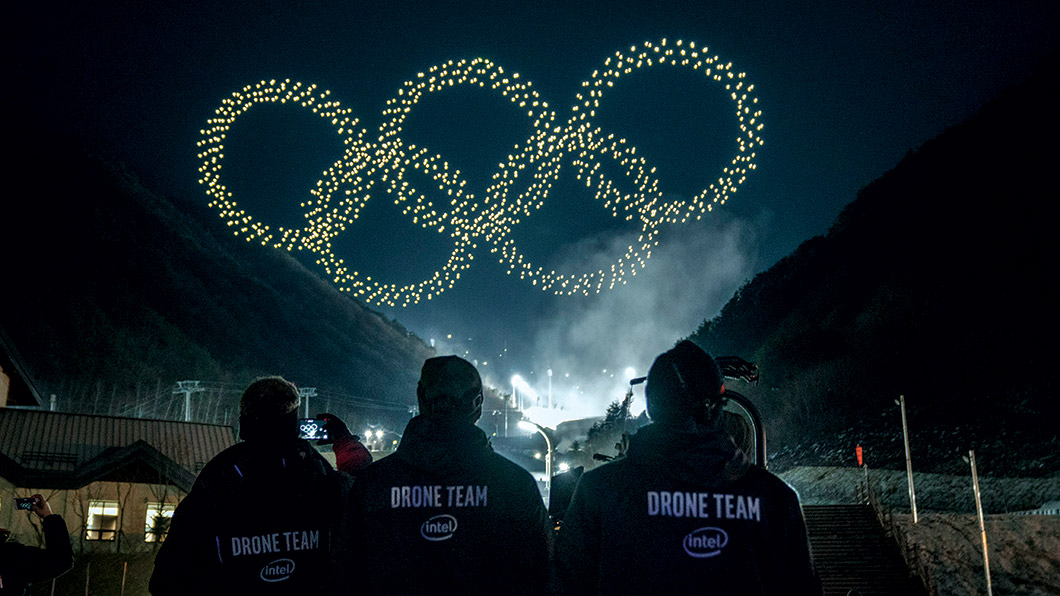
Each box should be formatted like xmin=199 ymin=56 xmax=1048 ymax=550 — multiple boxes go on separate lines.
xmin=196 ymin=38 xmax=764 ymax=307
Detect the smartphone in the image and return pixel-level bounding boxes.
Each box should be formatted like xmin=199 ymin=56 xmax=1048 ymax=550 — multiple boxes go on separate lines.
xmin=298 ymin=418 xmax=328 ymax=441
xmin=15 ymin=497 xmax=37 ymax=510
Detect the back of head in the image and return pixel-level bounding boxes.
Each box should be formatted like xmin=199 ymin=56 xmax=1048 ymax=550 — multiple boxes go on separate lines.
xmin=416 ymin=356 xmax=484 ymax=424
xmin=239 ymin=376 xmax=301 ymax=442
xmin=646 ymin=341 xmax=724 ymax=427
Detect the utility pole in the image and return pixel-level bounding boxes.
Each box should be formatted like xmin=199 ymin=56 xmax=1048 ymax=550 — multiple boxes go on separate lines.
xmin=299 ymin=387 xmax=317 ymax=418
xmin=173 ymin=381 xmax=205 ymax=422
xmin=896 ymin=394 xmax=918 ymax=523
xmin=966 ymin=450 xmax=993 ymax=596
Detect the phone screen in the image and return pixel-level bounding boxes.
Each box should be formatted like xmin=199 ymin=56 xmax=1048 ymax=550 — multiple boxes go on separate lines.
xmin=15 ymin=497 xmax=36 ymax=510
xmin=298 ymin=418 xmax=328 ymax=441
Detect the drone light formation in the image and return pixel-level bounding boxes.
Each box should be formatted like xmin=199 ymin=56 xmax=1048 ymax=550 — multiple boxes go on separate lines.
xmin=197 ymin=39 xmax=764 ymax=307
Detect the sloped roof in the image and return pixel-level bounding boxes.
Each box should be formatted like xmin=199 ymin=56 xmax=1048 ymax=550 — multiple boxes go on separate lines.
xmin=0 ymin=409 xmax=235 ymax=491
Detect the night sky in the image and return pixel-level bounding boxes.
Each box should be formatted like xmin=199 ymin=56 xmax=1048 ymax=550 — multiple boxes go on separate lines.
xmin=13 ymin=1 xmax=1058 ymax=421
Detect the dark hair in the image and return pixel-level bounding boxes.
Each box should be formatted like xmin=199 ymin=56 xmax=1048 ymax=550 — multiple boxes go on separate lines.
xmin=239 ymin=376 xmax=300 ymax=442
xmin=645 ymin=341 xmax=723 ymax=426
xmin=416 ymin=356 xmax=484 ymax=423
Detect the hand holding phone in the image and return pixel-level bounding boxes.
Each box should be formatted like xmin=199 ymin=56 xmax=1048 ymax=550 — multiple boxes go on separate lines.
xmin=15 ymin=494 xmax=51 ymax=518
xmin=15 ymin=497 xmax=38 ymax=510
xmin=298 ymin=418 xmax=329 ymax=441
xmin=313 ymin=413 xmax=353 ymax=445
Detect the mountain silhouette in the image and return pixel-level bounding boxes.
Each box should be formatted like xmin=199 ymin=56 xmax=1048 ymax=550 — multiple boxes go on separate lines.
xmin=689 ymin=50 xmax=1059 ymax=475
xmin=2 ymin=126 xmax=433 ymax=426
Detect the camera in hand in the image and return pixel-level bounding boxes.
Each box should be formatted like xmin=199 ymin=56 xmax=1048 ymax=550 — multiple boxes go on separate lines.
xmin=298 ymin=418 xmax=329 ymax=441
xmin=15 ymin=497 xmax=37 ymax=510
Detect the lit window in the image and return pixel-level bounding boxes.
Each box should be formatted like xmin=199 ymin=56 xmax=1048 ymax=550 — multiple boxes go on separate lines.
xmin=86 ymin=500 xmax=119 ymax=541
xmin=145 ymin=503 xmax=175 ymax=543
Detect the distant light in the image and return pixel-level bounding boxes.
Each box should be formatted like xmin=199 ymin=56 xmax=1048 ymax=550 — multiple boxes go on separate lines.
xmin=559 ymin=462 xmax=570 ymax=472
xmin=625 ymin=367 xmax=636 ymax=380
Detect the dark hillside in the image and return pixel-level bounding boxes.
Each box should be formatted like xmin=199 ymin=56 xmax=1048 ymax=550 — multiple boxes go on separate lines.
xmin=1 ymin=127 xmax=433 ymax=422
xmin=690 ymin=52 xmax=1060 ymax=475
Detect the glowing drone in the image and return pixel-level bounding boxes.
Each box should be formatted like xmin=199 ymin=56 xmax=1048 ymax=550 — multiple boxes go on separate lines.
xmin=197 ymin=38 xmax=763 ymax=306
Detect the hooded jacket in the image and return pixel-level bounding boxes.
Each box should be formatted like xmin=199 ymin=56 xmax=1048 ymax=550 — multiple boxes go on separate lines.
xmin=0 ymin=515 xmax=73 ymax=595
xmin=351 ymin=415 xmax=550 ymax=596
xmin=149 ymin=438 xmax=354 ymax=596
xmin=553 ymin=423 xmax=821 ymax=596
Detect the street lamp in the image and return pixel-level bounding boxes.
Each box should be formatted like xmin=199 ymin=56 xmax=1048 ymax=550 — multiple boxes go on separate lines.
xmin=511 ymin=375 xmax=522 ymax=410
xmin=518 ymin=420 xmax=552 ymax=507
xmin=547 ymin=368 xmax=553 ymax=409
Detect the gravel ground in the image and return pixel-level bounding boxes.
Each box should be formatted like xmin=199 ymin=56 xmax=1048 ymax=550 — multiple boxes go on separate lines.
xmin=894 ymin=513 xmax=1060 ymax=596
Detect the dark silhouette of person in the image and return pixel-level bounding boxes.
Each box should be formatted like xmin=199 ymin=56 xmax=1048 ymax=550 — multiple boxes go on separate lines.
xmin=149 ymin=376 xmax=358 ymax=595
xmin=0 ymin=494 xmax=73 ymax=595
xmin=553 ymin=341 xmax=822 ymax=595
xmin=350 ymin=355 xmax=550 ymax=596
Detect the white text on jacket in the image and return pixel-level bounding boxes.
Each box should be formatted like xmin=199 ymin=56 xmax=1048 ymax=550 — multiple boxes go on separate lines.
xmin=646 ymin=491 xmax=761 ymax=521
xmin=390 ymin=485 xmax=488 ymax=508
xmin=230 ymin=530 xmax=321 ymax=556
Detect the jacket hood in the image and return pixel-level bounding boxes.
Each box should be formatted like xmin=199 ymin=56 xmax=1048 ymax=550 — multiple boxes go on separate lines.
xmin=394 ymin=415 xmax=493 ymax=478
xmin=625 ymin=423 xmax=751 ymax=488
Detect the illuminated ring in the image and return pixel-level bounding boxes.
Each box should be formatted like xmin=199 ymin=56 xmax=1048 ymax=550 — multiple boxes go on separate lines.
xmin=487 ymin=121 xmax=665 ymax=295
xmin=197 ymin=79 xmax=367 ymax=254
xmin=486 ymin=39 xmax=764 ymax=296
xmin=197 ymin=39 xmax=764 ymax=305
xmin=580 ymin=39 xmax=763 ymax=223
xmin=341 ymin=57 xmax=560 ymax=306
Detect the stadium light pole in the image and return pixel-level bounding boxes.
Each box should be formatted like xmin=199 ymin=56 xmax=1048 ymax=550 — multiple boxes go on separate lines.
xmin=299 ymin=387 xmax=317 ymax=418
xmin=518 ymin=420 xmax=552 ymax=507
xmin=896 ymin=394 xmax=918 ymax=523
xmin=174 ymin=381 xmax=204 ymax=422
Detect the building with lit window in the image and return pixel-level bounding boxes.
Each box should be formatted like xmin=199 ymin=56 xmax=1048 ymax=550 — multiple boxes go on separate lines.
xmin=0 ymin=408 xmax=234 ymax=553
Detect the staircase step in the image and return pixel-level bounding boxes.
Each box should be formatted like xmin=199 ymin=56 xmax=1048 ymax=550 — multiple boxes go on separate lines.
xmin=802 ymin=505 xmax=927 ymax=596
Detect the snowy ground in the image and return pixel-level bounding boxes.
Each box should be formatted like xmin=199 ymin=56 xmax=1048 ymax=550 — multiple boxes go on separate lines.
xmin=780 ymin=466 xmax=1060 ymax=513
xmin=781 ymin=466 xmax=1060 ymax=595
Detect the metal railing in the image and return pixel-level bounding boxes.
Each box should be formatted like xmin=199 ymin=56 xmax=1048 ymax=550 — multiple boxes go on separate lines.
xmin=857 ymin=466 xmax=937 ymax=596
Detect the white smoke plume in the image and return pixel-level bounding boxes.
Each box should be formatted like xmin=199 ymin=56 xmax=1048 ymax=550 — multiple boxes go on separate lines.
xmin=526 ymin=213 xmax=759 ymax=423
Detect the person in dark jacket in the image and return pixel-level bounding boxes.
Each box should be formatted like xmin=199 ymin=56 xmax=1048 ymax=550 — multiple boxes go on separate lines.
xmin=0 ymin=495 xmax=73 ymax=595
xmin=351 ymin=355 xmax=550 ymax=596
xmin=553 ymin=341 xmax=821 ymax=596
xmin=149 ymin=376 xmax=357 ymax=596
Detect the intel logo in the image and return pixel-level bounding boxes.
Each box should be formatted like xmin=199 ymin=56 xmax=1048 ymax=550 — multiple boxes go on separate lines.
xmin=682 ymin=527 xmax=729 ymax=558
xmin=420 ymin=514 xmax=458 ymax=541
xmin=260 ymin=558 xmax=295 ymax=582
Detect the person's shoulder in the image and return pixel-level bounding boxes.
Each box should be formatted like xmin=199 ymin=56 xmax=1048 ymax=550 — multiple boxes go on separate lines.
xmin=740 ymin=466 xmax=801 ymax=501
xmin=355 ymin=451 xmax=408 ymax=482
xmin=572 ymin=458 xmax=631 ymax=491
xmin=195 ymin=442 xmax=250 ymax=483
xmin=484 ymin=450 xmax=539 ymax=482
